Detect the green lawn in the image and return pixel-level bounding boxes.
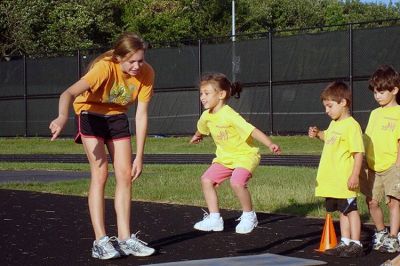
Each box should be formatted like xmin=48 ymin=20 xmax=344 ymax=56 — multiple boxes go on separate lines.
xmin=0 ymin=137 xmax=389 ymax=222
xmin=0 ymin=135 xmax=323 ymax=155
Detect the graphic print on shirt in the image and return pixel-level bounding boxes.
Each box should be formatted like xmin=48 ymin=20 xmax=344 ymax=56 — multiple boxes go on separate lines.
xmin=325 ymin=131 xmax=340 ymax=145
xmin=215 ymin=125 xmax=230 ymax=141
xmin=108 ymin=83 xmax=136 ymax=105
xmin=382 ymin=117 xmax=397 ymax=132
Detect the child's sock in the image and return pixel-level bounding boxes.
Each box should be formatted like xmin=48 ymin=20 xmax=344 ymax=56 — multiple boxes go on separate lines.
xmin=209 ymin=212 xmax=221 ymax=219
xmin=350 ymin=240 xmax=362 ymax=246
xmin=341 ymin=237 xmax=351 ymax=245
xmin=242 ymin=211 xmax=254 ymax=216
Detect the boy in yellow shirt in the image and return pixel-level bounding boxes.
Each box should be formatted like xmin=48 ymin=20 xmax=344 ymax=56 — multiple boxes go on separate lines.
xmin=309 ymin=81 xmax=364 ymax=257
xmin=360 ymin=65 xmax=400 ymax=253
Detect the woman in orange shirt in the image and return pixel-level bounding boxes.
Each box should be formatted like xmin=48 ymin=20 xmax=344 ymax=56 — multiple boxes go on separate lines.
xmin=49 ymin=32 xmax=155 ymax=260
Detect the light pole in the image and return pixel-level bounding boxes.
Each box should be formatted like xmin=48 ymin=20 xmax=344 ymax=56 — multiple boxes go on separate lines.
xmin=232 ymin=0 xmax=238 ymax=82
xmin=232 ymin=0 xmax=236 ymax=42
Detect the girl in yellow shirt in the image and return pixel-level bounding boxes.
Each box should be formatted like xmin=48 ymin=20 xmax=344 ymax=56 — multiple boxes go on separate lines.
xmin=190 ymin=73 xmax=281 ymax=234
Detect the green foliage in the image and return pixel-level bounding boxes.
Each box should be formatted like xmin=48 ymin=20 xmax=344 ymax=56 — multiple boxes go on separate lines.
xmin=0 ymin=0 xmax=123 ymax=57
xmin=1 ymin=0 xmax=400 ymax=56
xmin=121 ymin=0 xmax=235 ymax=45
xmin=240 ymin=0 xmax=400 ymax=34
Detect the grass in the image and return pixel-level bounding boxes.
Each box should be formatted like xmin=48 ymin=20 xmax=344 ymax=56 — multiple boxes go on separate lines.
xmin=0 ymin=135 xmax=323 ymax=155
xmin=0 ymin=162 xmax=390 ymax=223
xmin=0 ymin=136 xmax=390 ymax=222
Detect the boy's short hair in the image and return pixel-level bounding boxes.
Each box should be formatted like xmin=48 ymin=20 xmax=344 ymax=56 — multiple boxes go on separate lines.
xmin=320 ymin=81 xmax=351 ymax=107
xmin=368 ymin=65 xmax=400 ymax=92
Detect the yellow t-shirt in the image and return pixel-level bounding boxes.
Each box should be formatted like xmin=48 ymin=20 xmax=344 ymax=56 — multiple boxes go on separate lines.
xmin=315 ymin=117 xmax=364 ymax=198
xmin=73 ymin=58 xmax=154 ymax=115
xmin=197 ymin=105 xmax=260 ymax=172
xmin=365 ymin=105 xmax=400 ymax=172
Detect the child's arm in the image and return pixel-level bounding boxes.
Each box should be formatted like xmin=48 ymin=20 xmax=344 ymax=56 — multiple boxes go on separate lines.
xmin=308 ymin=126 xmax=325 ymax=141
xmin=190 ymin=130 xmax=203 ymax=144
xmin=347 ymin=152 xmax=363 ymax=190
xmin=251 ymin=128 xmax=281 ymax=155
xmin=396 ymin=140 xmax=400 ymax=167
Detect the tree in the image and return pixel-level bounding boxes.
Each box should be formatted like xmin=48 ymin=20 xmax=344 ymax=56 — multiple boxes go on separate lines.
xmin=1 ymin=0 xmax=399 ymax=56
xmin=0 ymin=0 xmax=124 ymax=57
xmin=122 ymin=0 xmax=236 ymax=45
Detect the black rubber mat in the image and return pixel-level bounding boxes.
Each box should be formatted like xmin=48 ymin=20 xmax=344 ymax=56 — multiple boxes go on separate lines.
xmin=0 ymin=189 xmax=394 ymax=266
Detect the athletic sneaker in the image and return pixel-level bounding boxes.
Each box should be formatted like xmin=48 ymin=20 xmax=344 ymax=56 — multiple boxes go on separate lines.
xmin=92 ymin=236 xmax=120 ymax=260
xmin=324 ymin=241 xmax=348 ymax=256
xmin=193 ymin=211 xmax=224 ymax=232
xmin=119 ymin=232 xmax=155 ymax=257
xmin=373 ymin=228 xmax=389 ymax=250
xmin=379 ymin=236 xmax=400 ymax=253
xmin=340 ymin=242 xmax=363 ymax=257
xmin=235 ymin=212 xmax=258 ymax=234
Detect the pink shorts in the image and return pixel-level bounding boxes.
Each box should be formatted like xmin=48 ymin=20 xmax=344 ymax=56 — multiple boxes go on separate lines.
xmin=201 ymin=163 xmax=252 ymax=187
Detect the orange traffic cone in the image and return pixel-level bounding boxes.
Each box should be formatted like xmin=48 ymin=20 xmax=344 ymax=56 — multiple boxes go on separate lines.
xmin=316 ymin=213 xmax=337 ymax=252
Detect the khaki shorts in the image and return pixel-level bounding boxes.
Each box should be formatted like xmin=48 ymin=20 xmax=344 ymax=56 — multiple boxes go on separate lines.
xmin=360 ymin=164 xmax=400 ymax=203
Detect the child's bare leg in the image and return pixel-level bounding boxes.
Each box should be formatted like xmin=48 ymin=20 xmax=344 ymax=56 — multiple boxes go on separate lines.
xmin=339 ymin=213 xmax=351 ymax=240
xmin=367 ymin=198 xmax=386 ymax=231
xmin=347 ymin=210 xmax=361 ymax=241
xmin=201 ymin=178 xmax=219 ymax=213
xmin=230 ymin=183 xmax=252 ymax=212
xmin=387 ymin=197 xmax=400 ymax=236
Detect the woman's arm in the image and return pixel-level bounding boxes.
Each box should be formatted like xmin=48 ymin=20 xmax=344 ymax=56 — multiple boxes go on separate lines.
xmin=131 ymin=101 xmax=149 ymax=180
xmin=49 ymin=79 xmax=90 ymax=141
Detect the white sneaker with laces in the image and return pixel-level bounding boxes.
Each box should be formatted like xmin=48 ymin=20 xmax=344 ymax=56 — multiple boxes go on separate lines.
xmin=373 ymin=228 xmax=389 ymax=250
xmin=193 ymin=210 xmax=224 ymax=231
xmin=119 ymin=232 xmax=155 ymax=257
xmin=235 ymin=211 xmax=258 ymax=234
xmin=92 ymin=236 xmax=120 ymax=260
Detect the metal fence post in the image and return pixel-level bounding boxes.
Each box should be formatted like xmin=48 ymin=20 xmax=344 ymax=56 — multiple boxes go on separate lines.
xmin=23 ymin=55 xmax=28 ymax=137
xmin=77 ymin=49 xmax=81 ymax=79
xmin=268 ymin=30 xmax=274 ymax=134
xmin=349 ymin=23 xmax=354 ymax=115
xmin=198 ymin=39 xmax=202 ymax=118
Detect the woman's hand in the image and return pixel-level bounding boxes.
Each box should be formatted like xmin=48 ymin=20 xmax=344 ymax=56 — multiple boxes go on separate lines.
xmin=49 ymin=115 xmax=68 ymax=141
xmin=131 ymin=157 xmax=143 ymax=182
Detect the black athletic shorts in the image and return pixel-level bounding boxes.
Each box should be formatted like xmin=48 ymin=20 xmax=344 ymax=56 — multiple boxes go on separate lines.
xmin=325 ymin=197 xmax=358 ymax=215
xmin=74 ymin=111 xmax=131 ymax=144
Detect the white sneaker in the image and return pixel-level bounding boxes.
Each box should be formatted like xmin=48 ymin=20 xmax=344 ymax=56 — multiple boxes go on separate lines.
xmin=92 ymin=236 xmax=120 ymax=260
xmin=193 ymin=210 xmax=224 ymax=231
xmin=118 ymin=232 xmax=155 ymax=257
xmin=235 ymin=211 xmax=258 ymax=234
xmin=373 ymin=228 xmax=389 ymax=250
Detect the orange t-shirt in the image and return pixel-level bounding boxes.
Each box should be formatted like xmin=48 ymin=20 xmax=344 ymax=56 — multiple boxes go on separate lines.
xmin=73 ymin=58 xmax=154 ymax=115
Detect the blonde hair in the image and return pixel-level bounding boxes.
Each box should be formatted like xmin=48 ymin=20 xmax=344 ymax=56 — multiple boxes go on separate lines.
xmin=87 ymin=32 xmax=147 ymax=71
